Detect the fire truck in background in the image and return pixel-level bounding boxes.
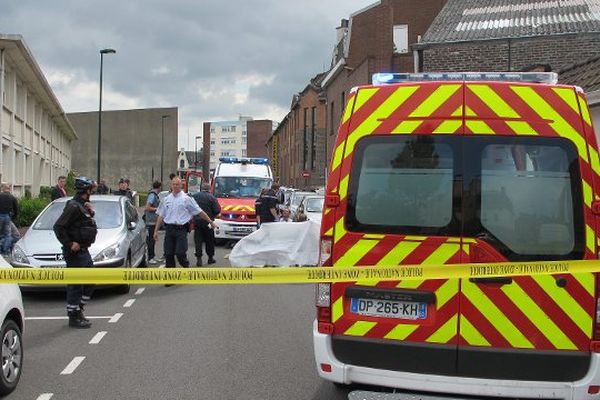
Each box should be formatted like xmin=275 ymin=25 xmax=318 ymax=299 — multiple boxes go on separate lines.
xmin=183 ymin=170 xmax=203 ymax=195
xmin=211 ymin=157 xmax=273 ymax=241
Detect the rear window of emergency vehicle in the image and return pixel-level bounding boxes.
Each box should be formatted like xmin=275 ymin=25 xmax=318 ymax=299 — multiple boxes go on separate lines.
xmin=347 ymin=135 xmax=585 ymax=261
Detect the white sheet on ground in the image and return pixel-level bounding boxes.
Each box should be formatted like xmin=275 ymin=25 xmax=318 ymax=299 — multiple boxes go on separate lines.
xmin=229 ymin=220 xmax=320 ymax=267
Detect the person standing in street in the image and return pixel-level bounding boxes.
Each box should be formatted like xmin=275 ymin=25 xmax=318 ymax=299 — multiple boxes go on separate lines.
xmin=191 ymin=183 xmax=221 ymax=266
xmin=0 ymin=184 xmax=18 ymax=255
xmin=256 ymin=186 xmax=278 ymax=227
xmin=113 ymin=178 xmax=133 ymax=200
xmin=153 ymin=177 xmax=215 ymax=282
xmin=50 ymin=175 xmax=68 ymax=201
xmin=96 ymin=179 xmax=109 ymax=194
xmin=145 ymin=181 xmax=162 ymax=264
xmin=53 ymin=177 xmax=98 ymax=329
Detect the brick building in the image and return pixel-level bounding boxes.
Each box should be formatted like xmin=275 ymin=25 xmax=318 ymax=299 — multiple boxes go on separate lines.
xmin=416 ymin=0 xmax=600 ymax=73
xmin=268 ymin=73 xmax=327 ymax=188
xmin=246 ymin=119 xmax=274 ymax=159
xmin=321 ymin=0 xmax=447 ymax=161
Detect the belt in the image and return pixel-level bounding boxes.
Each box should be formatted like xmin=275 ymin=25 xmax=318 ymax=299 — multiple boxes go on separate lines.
xmin=165 ymin=223 xmax=189 ymax=230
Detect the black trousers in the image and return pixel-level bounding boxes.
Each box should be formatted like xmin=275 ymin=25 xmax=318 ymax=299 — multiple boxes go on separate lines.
xmin=163 ymin=225 xmax=189 ymax=267
xmin=194 ymin=223 xmax=215 ymax=259
xmin=64 ymin=248 xmax=94 ymax=312
xmin=146 ymin=225 xmax=156 ymax=260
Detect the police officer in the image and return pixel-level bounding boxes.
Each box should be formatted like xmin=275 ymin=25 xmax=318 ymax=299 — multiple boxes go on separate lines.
xmin=256 ymin=186 xmax=278 ymax=226
xmin=53 ymin=177 xmax=98 ymax=329
xmin=191 ymin=183 xmax=221 ymax=266
xmin=153 ymin=177 xmax=214 ymax=281
xmin=113 ymin=178 xmax=133 ymax=200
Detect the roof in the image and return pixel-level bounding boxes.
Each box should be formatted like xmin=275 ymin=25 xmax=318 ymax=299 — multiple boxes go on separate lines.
xmin=420 ymin=0 xmax=600 ymax=45
xmin=0 ymin=34 xmax=77 ymax=141
xmin=559 ymin=54 xmax=600 ymax=92
xmin=54 ymin=195 xmax=122 ymax=203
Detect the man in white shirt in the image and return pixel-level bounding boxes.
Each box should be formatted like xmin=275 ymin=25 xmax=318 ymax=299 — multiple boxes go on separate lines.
xmin=154 ymin=177 xmax=214 ymax=273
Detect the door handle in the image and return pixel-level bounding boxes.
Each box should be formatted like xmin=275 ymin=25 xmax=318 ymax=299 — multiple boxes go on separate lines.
xmin=469 ymin=277 xmax=513 ymax=285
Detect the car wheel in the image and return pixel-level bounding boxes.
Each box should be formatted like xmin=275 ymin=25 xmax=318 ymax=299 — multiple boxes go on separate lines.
xmin=115 ymin=255 xmax=131 ymax=295
xmin=0 ymin=319 xmax=23 ymax=396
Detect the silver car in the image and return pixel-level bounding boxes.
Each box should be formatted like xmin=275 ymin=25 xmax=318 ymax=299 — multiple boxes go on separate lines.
xmin=11 ymin=195 xmax=147 ymax=294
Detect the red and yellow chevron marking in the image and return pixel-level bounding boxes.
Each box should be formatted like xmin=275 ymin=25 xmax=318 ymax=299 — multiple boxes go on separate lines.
xmin=221 ymin=205 xmax=255 ymax=213
xmin=331 ymin=236 xmax=464 ymax=344
xmin=322 ymin=80 xmax=600 ymax=350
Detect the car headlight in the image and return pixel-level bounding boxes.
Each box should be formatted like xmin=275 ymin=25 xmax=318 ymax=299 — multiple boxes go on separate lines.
xmin=11 ymin=245 xmax=29 ymax=265
xmin=93 ymin=243 xmax=120 ymax=262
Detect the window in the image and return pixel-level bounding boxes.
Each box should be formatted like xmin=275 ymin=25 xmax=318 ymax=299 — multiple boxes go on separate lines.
xmin=348 ymin=136 xmax=456 ymax=233
xmin=476 ymin=139 xmax=582 ymax=258
xmin=179 ymin=160 xmax=185 ymax=168
xmin=393 ymin=24 xmax=409 ymax=54
xmin=311 ymin=106 xmax=317 ymax=170
xmin=330 ymin=102 xmax=335 ymax=136
xmin=210 ymin=151 xmax=215 ymax=156
xmin=210 ymin=128 xmax=215 ymax=134
xmin=303 ymin=107 xmax=308 ymax=170
xmin=210 ymin=140 xmax=215 ymax=145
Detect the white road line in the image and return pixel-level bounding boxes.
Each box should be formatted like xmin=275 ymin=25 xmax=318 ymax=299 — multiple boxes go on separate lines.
xmin=123 ymin=299 xmax=136 ymax=308
xmin=89 ymin=331 xmax=107 ymax=344
xmin=60 ymin=356 xmax=85 ymax=375
xmin=135 ymin=288 xmax=145 ymax=295
xmin=109 ymin=313 xmax=123 ymax=323
xmin=25 ymin=316 xmax=113 ymax=321
xmin=36 ymin=394 xmax=54 ymax=400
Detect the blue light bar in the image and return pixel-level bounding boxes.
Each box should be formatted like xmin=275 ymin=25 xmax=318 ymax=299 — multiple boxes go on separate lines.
xmin=218 ymin=157 xmax=269 ymax=165
xmin=372 ymin=72 xmax=559 ymax=85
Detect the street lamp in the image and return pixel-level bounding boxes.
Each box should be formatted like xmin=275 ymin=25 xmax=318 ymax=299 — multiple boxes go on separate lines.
xmin=97 ymin=48 xmax=116 ymax=183
xmin=161 ymin=115 xmax=170 ymax=184
xmin=194 ymin=136 xmax=202 ymax=170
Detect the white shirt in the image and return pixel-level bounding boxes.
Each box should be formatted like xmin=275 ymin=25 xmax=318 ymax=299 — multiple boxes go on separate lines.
xmin=156 ymin=191 xmax=202 ymax=225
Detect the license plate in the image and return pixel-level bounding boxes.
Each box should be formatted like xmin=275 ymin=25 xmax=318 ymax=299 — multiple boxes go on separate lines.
xmin=351 ymin=298 xmax=427 ymax=320
xmin=232 ymin=227 xmax=254 ymax=233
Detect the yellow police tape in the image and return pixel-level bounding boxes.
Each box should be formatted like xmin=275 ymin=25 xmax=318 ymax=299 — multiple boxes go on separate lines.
xmin=1 ymin=259 xmax=599 ymax=285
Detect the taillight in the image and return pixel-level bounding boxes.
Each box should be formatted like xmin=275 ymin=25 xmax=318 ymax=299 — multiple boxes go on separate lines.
xmin=593 ymin=273 xmax=600 ymax=350
xmin=316 ymin=283 xmax=333 ymax=334
xmin=319 ymin=236 xmax=332 ymax=266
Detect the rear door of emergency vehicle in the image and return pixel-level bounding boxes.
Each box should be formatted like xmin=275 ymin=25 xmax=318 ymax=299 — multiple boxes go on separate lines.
xmin=319 ymin=73 xmax=599 ymax=381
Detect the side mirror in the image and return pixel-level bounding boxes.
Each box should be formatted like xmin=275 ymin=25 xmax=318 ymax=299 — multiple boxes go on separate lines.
xmin=128 ymin=221 xmax=137 ymax=231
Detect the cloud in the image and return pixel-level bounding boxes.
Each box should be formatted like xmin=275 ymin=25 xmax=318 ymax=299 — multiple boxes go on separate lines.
xmin=1 ymin=0 xmax=370 ymax=148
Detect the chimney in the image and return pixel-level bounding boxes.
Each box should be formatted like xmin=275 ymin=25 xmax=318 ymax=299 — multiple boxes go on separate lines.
xmin=336 ymin=19 xmax=349 ymax=43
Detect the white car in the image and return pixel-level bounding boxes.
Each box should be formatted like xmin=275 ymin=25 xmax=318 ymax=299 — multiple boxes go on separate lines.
xmin=298 ymin=196 xmax=324 ymax=224
xmin=0 ymin=258 xmax=24 ymax=396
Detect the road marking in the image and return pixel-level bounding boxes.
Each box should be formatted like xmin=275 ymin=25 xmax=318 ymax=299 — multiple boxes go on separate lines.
xmin=60 ymin=356 xmax=85 ymax=375
xmin=109 ymin=313 xmax=123 ymax=323
xmin=25 ymin=316 xmax=113 ymax=321
xmin=89 ymin=331 xmax=107 ymax=344
xmin=135 ymin=288 xmax=145 ymax=295
xmin=123 ymin=299 xmax=135 ymax=308
xmin=36 ymin=394 xmax=53 ymax=400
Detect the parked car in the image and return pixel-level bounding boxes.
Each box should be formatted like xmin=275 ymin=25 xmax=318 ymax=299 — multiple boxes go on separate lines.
xmin=0 ymin=258 xmax=24 ymax=396
xmin=298 ymin=195 xmax=324 ymax=224
xmin=10 ymin=195 xmax=147 ymax=294
xmin=288 ymin=191 xmax=314 ymax=220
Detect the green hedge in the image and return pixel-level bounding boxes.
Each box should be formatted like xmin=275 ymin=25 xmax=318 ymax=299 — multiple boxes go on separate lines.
xmin=16 ymin=197 xmax=50 ymax=228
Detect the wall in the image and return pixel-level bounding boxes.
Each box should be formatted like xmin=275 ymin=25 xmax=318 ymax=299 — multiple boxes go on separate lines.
xmin=246 ymin=119 xmax=272 ymax=158
xmin=423 ymin=33 xmax=600 ymax=72
xmin=68 ymin=107 xmax=178 ymax=192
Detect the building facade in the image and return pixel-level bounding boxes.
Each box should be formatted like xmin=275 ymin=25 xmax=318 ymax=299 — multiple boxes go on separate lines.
xmin=0 ymin=34 xmax=77 ymax=197
xmin=269 ymin=73 xmax=328 ymax=188
xmin=207 ymin=116 xmax=252 ymax=171
xmin=176 ymin=148 xmax=202 ymax=179
xmin=246 ymin=119 xmax=275 ymax=159
xmin=68 ymin=107 xmax=178 ymax=192
xmin=321 ymin=0 xmax=447 ymax=162
xmin=417 ymin=0 xmax=600 ymax=72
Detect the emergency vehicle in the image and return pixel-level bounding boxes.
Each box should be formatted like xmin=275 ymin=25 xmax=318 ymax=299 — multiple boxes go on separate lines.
xmin=314 ymin=72 xmax=600 ymax=399
xmin=211 ymin=157 xmax=272 ymax=240
xmin=183 ymin=170 xmax=203 ymax=195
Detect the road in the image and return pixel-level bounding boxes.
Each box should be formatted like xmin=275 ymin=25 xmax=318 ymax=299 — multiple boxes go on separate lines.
xmin=8 ymin=232 xmax=361 ymax=400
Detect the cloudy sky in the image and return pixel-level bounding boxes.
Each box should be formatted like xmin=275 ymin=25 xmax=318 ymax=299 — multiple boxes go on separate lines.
xmin=1 ymin=0 xmax=371 ymax=149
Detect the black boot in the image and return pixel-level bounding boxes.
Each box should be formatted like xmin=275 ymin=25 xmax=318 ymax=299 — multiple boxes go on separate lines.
xmin=68 ymin=310 xmax=92 ymax=329
xmin=207 ymin=257 xmax=216 ymax=265
xmin=79 ymin=304 xmax=90 ymax=322
xmin=197 ymin=258 xmax=203 ymax=267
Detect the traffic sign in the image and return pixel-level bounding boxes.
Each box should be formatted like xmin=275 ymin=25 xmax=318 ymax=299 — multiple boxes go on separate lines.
xmin=302 ymin=170 xmax=310 ymax=178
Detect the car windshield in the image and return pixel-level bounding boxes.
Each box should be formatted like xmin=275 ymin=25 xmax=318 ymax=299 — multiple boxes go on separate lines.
xmin=33 ymin=200 xmax=123 ymax=230
xmin=292 ymin=192 xmax=312 ymax=207
xmin=305 ymin=198 xmax=324 ymax=213
xmin=214 ymin=177 xmax=271 ymax=198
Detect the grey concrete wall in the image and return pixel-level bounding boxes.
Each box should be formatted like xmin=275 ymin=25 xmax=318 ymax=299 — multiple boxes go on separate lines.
xmin=67 ymin=107 xmax=178 ymax=192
